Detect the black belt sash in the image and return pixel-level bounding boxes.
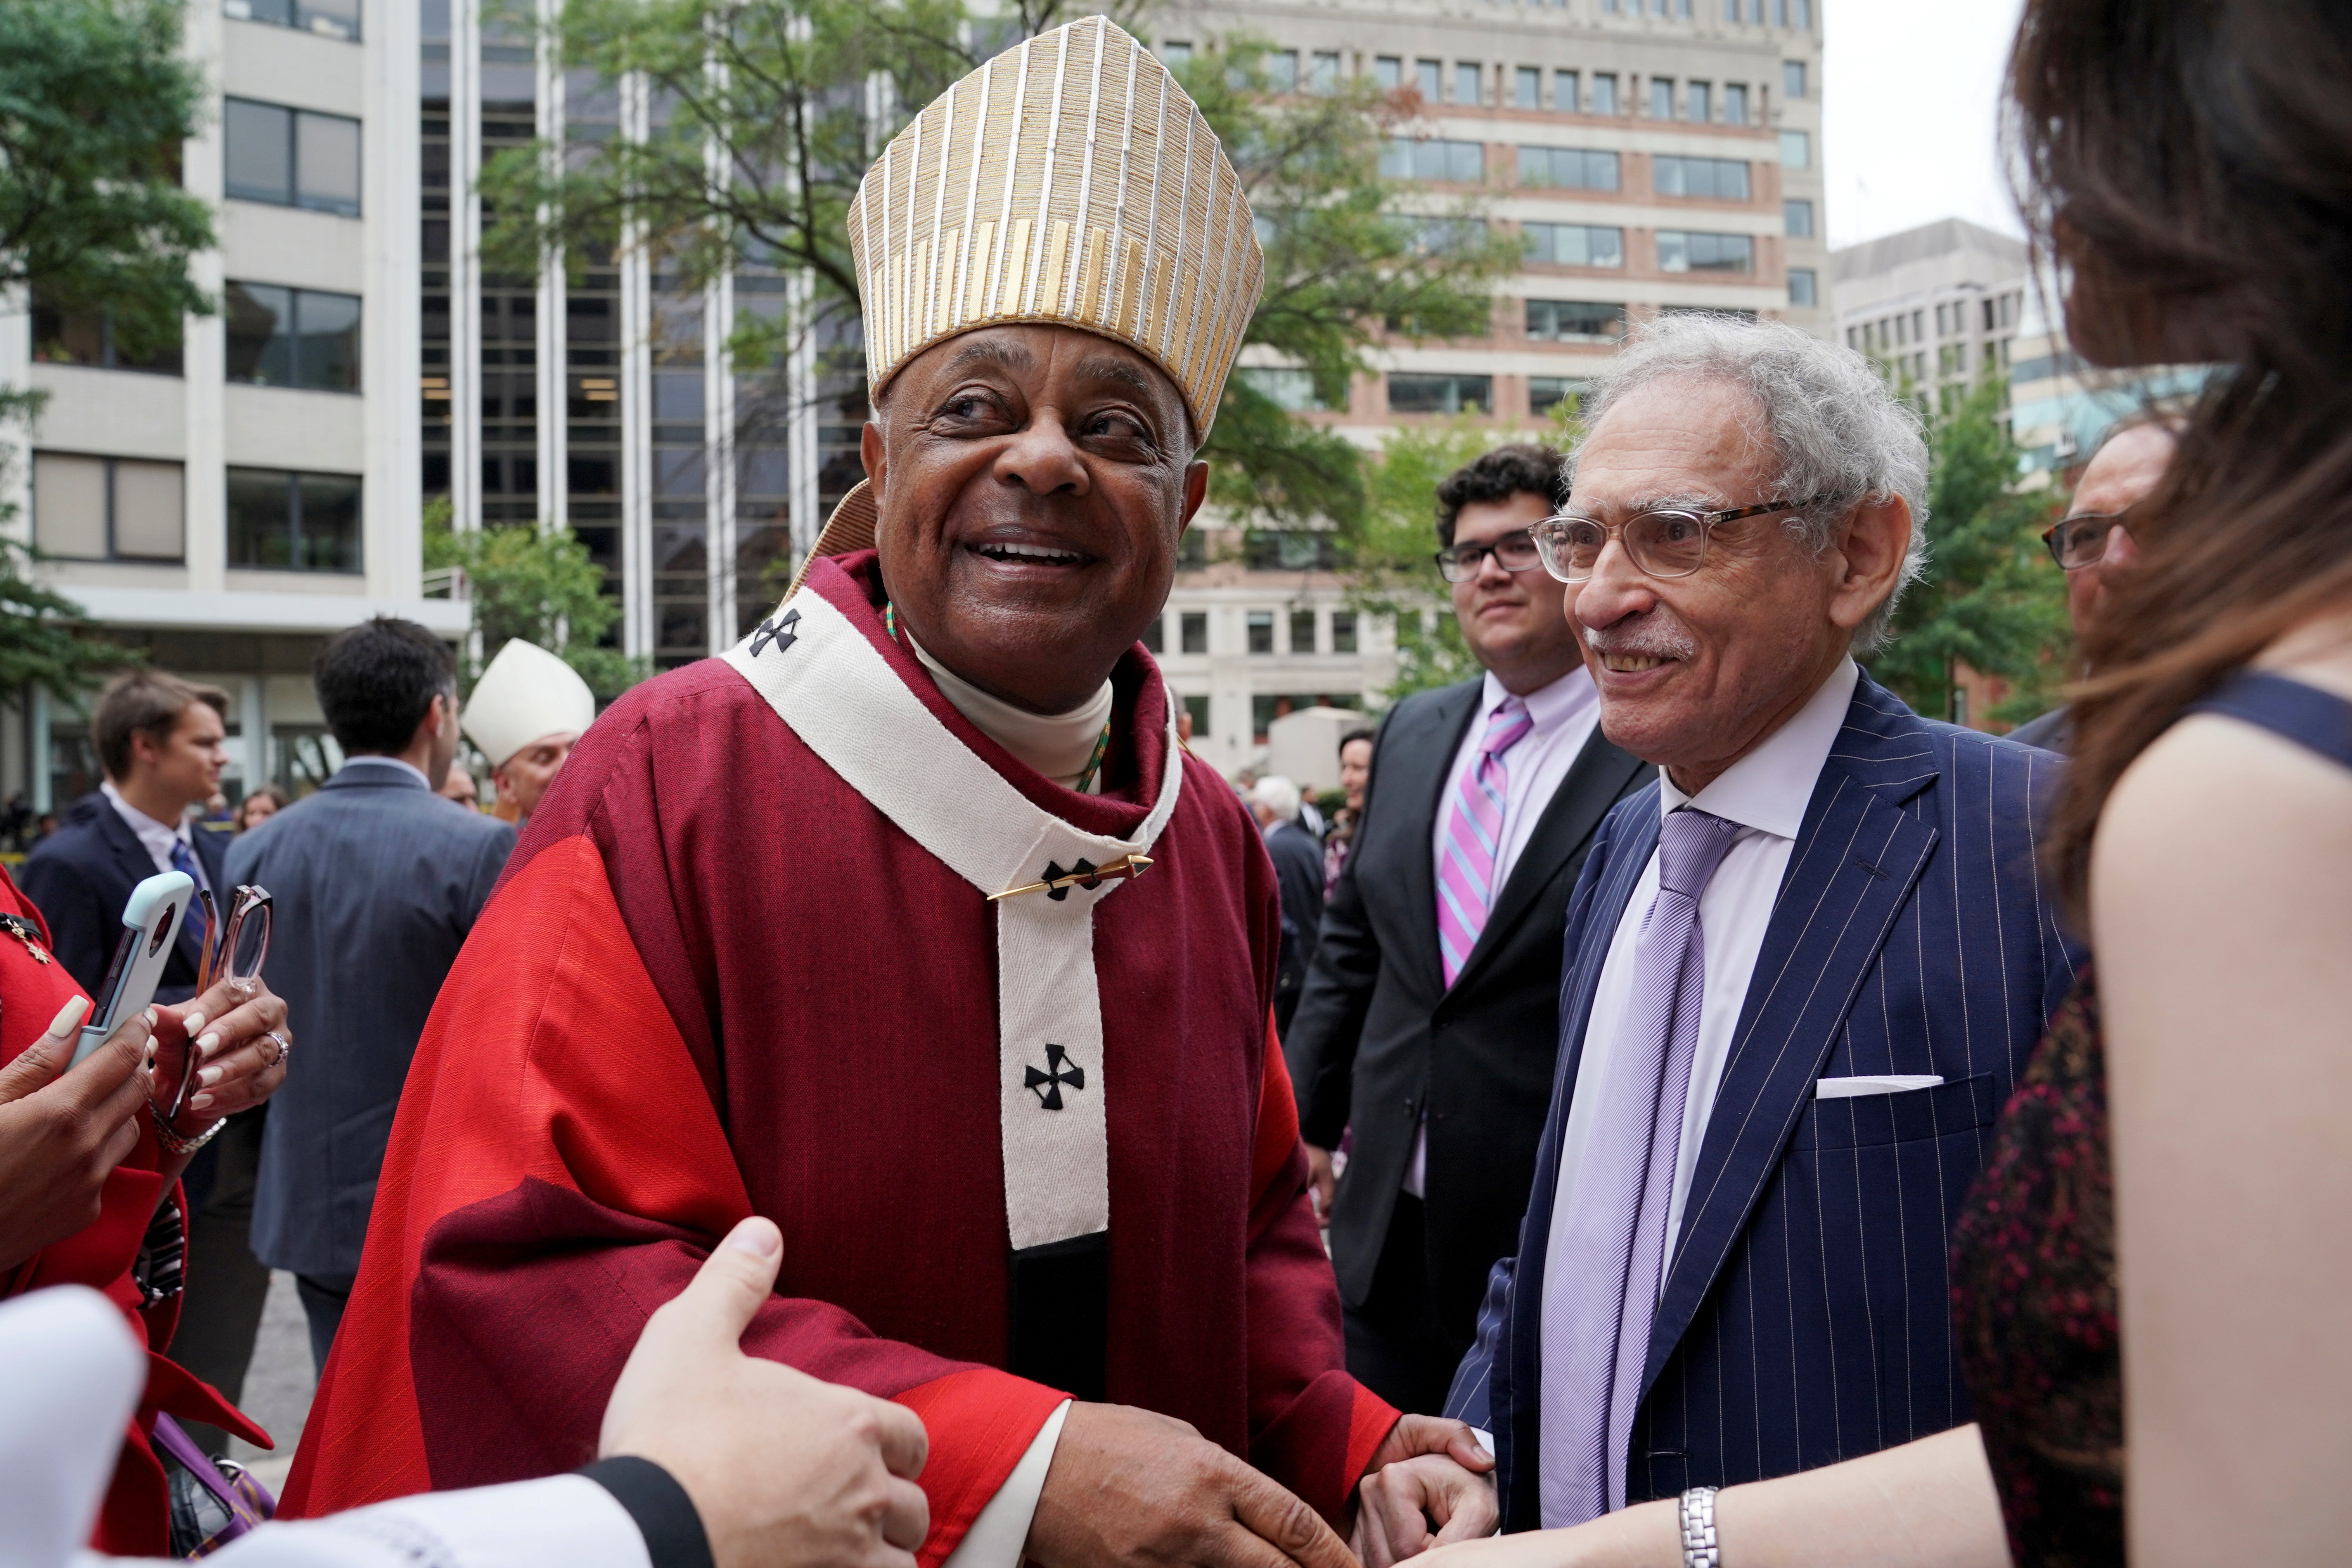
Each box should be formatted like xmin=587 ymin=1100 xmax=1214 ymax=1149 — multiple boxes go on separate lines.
xmin=1008 ymin=1232 xmax=1108 ymax=1402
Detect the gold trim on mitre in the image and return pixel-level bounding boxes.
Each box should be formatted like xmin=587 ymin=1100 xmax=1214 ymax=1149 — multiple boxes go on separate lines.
xmin=846 ymin=15 xmax=1262 ymax=441
xmin=782 ymin=479 xmax=880 ymax=601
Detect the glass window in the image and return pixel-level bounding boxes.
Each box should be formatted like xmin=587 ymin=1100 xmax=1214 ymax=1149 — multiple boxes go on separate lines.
xmin=30 ymin=291 xmax=182 ymax=375
xmin=1516 ymin=66 xmax=1541 ymax=109
xmin=113 ymin=462 xmax=185 ymax=559
xmin=1332 ymin=611 xmax=1357 ymax=653
xmin=1518 ymin=146 xmax=1621 ymax=191
xmin=1181 ymin=611 xmax=1209 ymax=654
xmin=1525 ymin=299 xmax=1627 ymax=342
xmin=225 ymin=283 xmax=360 ymax=390
xmin=297 ymin=289 xmax=360 ymax=388
xmin=1375 ymin=56 xmax=1401 ymax=90
xmin=1656 ymin=231 xmax=1755 ymax=273
xmin=31 ymin=454 xmax=107 ymax=559
xmin=1385 ymin=373 xmax=1492 ymax=415
xmin=1523 ymin=223 xmax=1625 ymax=268
xmin=1783 ymin=60 xmax=1806 ymax=98
xmin=1724 ymin=83 xmax=1748 ymax=123
xmin=1240 ymin=367 xmax=1334 ymax=412
xmin=1381 ymin=138 xmax=1486 ymax=183
xmin=1592 ymin=73 xmax=1618 ymax=115
xmin=227 ymin=467 xmax=362 ymax=572
xmin=1416 ymin=59 xmax=1441 ymax=100
xmin=1289 ymin=610 xmax=1316 ymax=653
xmin=1784 ymin=198 xmax=1814 ymax=237
xmin=1141 ymin=616 xmax=1164 ymax=654
xmin=1687 ymin=81 xmax=1711 ymax=121
xmin=1390 ymin=215 xmax=1488 ymax=256
xmin=1528 ymin=377 xmax=1589 ymax=417
xmin=295 ymin=109 xmax=361 ymax=213
xmin=1247 ymin=611 xmax=1275 ymax=654
xmin=1649 ymin=78 xmax=1674 ymax=118
xmin=223 ymin=0 xmax=360 ymax=39
xmin=1159 ymin=41 xmax=1192 ymax=68
xmin=1554 ymin=69 xmax=1579 ymax=110
xmin=224 ymin=99 xmax=292 ymax=204
xmin=1654 ymin=156 xmax=1751 ymax=199
xmin=1267 ymin=50 xmax=1298 ymax=91
xmin=1779 ymin=129 xmax=1811 ymax=169
xmin=1794 ymin=0 xmax=1812 ymax=27
xmin=1182 ymin=694 xmax=1210 ymax=737
xmin=1788 ymin=268 xmax=1818 ymax=307
xmin=1311 ymin=52 xmax=1340 ymax=94
xmin=1457 ymin=62 xmax=1481 ymax=104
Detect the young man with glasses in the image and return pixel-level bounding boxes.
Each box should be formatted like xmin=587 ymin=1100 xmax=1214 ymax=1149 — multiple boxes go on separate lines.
xmin=2011 ymin=416 xmax=2182 ymax=752
xmin=1286 ymin=444 xmax=1647 ymax=1419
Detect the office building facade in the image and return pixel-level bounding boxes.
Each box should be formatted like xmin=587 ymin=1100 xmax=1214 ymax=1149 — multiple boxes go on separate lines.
xmin=1828 ymin=216 xmax=2028 ymax=418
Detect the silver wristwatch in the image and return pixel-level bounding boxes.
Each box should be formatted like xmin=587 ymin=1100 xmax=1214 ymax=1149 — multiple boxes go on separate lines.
xmin=1678 ymin=1485 xmax=1721 ymax=1568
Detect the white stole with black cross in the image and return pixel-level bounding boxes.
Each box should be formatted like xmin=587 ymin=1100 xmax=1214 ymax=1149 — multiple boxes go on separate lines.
xmin=722 ymin=590 xmax=1183 ymax=1254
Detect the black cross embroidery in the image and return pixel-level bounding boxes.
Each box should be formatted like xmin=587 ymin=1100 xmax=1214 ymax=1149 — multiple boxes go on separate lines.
xmin=1024 ymin=1044 xmax=1086 ymax=1110
xmin=1040 ymin=859 xmax=1098 ymax=902
xmin=750 ymin=607 xmax=801 ymax=658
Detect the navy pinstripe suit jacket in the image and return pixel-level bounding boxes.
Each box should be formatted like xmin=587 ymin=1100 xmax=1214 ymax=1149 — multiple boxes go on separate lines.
xmin=1446 ymin=673 xmax=2083 ymax=1528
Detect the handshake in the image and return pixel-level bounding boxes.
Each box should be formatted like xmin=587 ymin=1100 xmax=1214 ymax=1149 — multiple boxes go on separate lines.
xmin=611 ymin=1218 xmax=1498 ymax=1568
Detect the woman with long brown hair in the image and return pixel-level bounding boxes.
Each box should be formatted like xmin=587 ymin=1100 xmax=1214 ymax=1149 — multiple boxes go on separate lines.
xmin=1371 ymin=2 xmax=2352 ymax=1564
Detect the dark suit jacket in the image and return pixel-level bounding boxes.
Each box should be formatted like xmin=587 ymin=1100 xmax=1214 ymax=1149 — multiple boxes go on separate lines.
xmin=19 ymin=791 xmax=232 ymax=1003
xmin=230 ymin=761 xmax=515 ymax=1282
xmin=1265 ymin=817 xmax=1326 ymax=1036
xmin=1447 ymin=675 xmax=2082 ymax=1522
xmin=2006 ymin=702 xmax=2072 ymax=753
xmin=1285 ymin=678 xmax=1648 ymax=1333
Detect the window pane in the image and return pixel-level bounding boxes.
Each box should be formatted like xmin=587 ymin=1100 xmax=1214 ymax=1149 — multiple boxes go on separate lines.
xmin=1526 ymin=299 xmax=1626 ymax=341
xmin=1649 ymin=78 xmax=1673 ymax=118
xmin=33 ymin=454 xmax=107 ymax=558
xmin=224 ymin=99 xmax=292 ymax=203
xmin=652 ymin=370 xmax=704 ymax=420
xmin=1529 ymin=377 xmax=1589 ymax=416
xmin=296 ymin=111 xmax=362 ymax=214
xmin=1788 ymin=268 xmax=1818 ymax=307
xmin=111 ymin=461 xmax=185 ymax=560
xmin=654 ymin=448 xmax=706 ymax=497
xmin=1784 ymin=198 xmax=1814 ymax=237
xmin=1290 ymin=610 xmax=1316 ymax=653
xmin=1181 ymin=611 xmax=1208 ymax=654
xmin=228 ymin=467 xmax=294 ymax=566
xmin=1688 ymin=81 xmax=1710 ymax=121
xmin=1592 ymin=73 xmax=1618 ymax=114
xmin=1554 ymin=69 xmax=1578 ymax=110
xmin=1331 ymin=612 xmax=1357 ymax=653
xmin=296 ymin=289 xmax=360 ymax=388
xmin=1141 ymin=616 xmax=1163 ymax=654
xmin=298 ymin=0 xmax=361 ymax=40
xmin=1724 ymin=83 xmax=1748 ymax=123
xmin=1783 ymin=60 xmax=1805 ymax=98
xmin=1386 ymin=373 xmax=1491 ymax=414
xmin=1375 ymin=56 xmax=1401 ymax=90
xmin=225 ymin=282 xmax=293 ymax=384
xmin=1268 ymin=51 xmax=1297 ymax=91
xmin=1779 ymin=129 xmax=1810 ymax=168
xmin=1448 ymin=141 xmax=1483 ymax=182
xmin=1311 ymin=52 xmax=1340 ymax=93
xmin=296 ymin=472 xmax=362 ymax=572
xmin=1516 ymin=66 xmax=1540 ymax=109
xmin=31 ymin=295 xmax=105 ymax=366
xmin=1416 ymin=59 xmax=1440 ymax=100
xmin=1182 ymin=694 xmax=1210 ymax=737
xmin=1456 ymin=62 xmax=1480 ymax=103
xmin=1247 ymin=611 xmax=1274 ymax=654
xmin=1158 ymin=41 xmax=1192 ymax=68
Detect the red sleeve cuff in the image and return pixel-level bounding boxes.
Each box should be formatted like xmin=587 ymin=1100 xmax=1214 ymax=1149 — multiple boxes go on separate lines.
xmin=894 ymin=1367 xmax=1068 ymax=1568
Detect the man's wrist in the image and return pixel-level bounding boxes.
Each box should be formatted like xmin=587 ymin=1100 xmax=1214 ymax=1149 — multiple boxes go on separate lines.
xmin=578 ymin=1454 xmax=716 ymax=1568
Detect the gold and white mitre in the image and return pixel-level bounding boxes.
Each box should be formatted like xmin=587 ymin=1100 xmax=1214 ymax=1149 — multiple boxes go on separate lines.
xmin=792 ymin=15 xmax=1263 ymax=587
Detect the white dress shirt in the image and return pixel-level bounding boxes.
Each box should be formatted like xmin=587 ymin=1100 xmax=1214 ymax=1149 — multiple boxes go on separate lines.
xmin=1405 ymin=665 xmax=1604 ymax=1197
xmin=100 ymin=781 xmax=206 ymax=890
xmin=1541 ymin=658 xmax=1857 ymax=1309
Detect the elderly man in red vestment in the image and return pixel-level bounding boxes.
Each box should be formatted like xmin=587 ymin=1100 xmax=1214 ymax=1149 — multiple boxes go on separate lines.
xmin=285 ymin=18 xmax=1492 ymax=1568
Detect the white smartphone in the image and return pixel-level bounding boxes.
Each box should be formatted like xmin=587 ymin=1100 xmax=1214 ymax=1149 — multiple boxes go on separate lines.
xmin=71 ymin=870 xmax=194 ymax=1068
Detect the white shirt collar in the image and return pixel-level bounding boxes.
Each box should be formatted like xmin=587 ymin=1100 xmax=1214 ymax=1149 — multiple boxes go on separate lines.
xmin=1658 ymin=658 xmax=1859 ymax=841
xmin=99 ymin=779 xmax=191 ymax=859
xmin=339 ymin=754 xmax=434 ymax=790
xmin=904 ymin=630 xmax=1115 ymax=793
xmin=1480 ymin=662 xmax=1600 ymax=734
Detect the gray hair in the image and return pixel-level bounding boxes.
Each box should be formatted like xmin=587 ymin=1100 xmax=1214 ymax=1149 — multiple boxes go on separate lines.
xmin=1562 ymin=313 xmax=1931 ymax=651
xmin=1251 ymin=774 xmax=1302 ymax=822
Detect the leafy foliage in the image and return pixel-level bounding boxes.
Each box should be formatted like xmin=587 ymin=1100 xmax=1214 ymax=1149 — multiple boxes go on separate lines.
xmin=1867 ymin=379 xmax=2070 ymax=723
xmin=1341 ymin=423 xmax=1511 ymax=701
xmin=478 ymin=5 xmax=1514 ymax=530
xmin=422 ymin=500 xmax=648 ymax=698
xmin=0 ymin=533 xmax=137 ymax=703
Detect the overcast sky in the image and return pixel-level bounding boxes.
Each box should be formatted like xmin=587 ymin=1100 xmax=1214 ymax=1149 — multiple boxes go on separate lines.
xmin=1821 ymin=0 xmax=2027 ymax=251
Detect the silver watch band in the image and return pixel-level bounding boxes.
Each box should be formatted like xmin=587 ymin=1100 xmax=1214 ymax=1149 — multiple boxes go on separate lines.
xmin=1679 ymin=1485 xmax=1721 ymax=1568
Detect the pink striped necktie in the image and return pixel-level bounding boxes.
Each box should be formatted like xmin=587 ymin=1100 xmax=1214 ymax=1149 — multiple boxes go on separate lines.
xmin=1436 ymin=695 xmax=1535 ymax=986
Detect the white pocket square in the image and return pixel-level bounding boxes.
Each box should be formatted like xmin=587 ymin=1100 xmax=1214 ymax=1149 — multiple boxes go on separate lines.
xmin=1814 ymin=1075 xmax=1944 ymax=1099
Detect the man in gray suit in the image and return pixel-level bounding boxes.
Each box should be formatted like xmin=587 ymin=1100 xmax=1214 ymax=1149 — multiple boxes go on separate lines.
xmin=230 ymin=617 xmax=516 ymax=1373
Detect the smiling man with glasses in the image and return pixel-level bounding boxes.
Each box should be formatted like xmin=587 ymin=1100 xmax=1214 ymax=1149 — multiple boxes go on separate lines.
xmin=1357 ymin=316 xmax=2084 ymax=1558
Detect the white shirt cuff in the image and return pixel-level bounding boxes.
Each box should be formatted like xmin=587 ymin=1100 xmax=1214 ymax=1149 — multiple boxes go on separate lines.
xmin=939 ymin=1399 xmax=1071 ymax=1568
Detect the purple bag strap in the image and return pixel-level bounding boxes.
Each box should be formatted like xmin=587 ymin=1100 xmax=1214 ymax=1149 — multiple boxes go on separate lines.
xmin=150 ymin=1412 xmax=277 ymax=1551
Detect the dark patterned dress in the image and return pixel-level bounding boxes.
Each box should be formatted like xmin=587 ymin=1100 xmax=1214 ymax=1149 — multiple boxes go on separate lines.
xmin=1950 ymin=971 xmax=2122 ymax=1567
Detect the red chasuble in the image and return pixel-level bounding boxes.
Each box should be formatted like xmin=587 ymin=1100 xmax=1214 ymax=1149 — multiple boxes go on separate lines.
xmin=282 ymin=553 xmax=1397 ymax=1559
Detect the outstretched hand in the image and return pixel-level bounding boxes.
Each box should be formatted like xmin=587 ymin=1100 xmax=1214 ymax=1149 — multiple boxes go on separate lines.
xmin=602 ymin=1216 xmax=931 ymax=1568
xmin=1353 ymin=1416 xmax=1499 ymax=1566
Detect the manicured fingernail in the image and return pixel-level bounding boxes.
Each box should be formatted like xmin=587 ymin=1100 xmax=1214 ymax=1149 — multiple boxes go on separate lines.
xmin=198 ymin=1033 xmax=222 ymax=1058
xmin=189 ymin=1092 xmax=213 ymax=1110
xmin=182 ymin=1012 xmax=206 ymax=1036
xmin=727 ymin=1219 xmax=782 ymax=1259
xmin=142 ymin=1007 xmax=158 ymax=1028
xmin=198 ymin=1066 xmax=223 ymax=1088
xmin=47 ymin=996 xmax=90 ymax=1035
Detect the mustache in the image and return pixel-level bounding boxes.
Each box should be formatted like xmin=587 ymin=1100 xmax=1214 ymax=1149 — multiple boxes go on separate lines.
xmin=1583 ymin=615 xmax=1698 ymax=661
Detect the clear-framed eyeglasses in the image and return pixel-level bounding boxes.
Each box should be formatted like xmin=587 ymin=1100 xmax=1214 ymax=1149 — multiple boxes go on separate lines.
xmin=1529 ymin=497 xmax=1825 ymax=583
xmin=2042 ymin=507 xmax=2132 ymax=571
xmin=196 ymin=884 xmax=273 ymax=999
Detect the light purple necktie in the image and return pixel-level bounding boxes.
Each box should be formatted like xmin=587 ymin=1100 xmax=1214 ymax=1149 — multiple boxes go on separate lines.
xmin=1540 ymin=806 xmax=1743 ymax=1526
xmin=1436 ymin=696 xmax=1535 ymax=987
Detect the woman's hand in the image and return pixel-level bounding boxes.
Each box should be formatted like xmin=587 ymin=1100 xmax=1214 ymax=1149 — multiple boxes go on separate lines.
xmin=0 ymin=997 xmax=153 ymax=1271
xmin=161 ymin=976 xmax=290 ymax=1128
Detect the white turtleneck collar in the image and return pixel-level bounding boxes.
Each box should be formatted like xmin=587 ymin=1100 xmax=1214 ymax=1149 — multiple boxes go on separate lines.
xmin=902 ymin=628 xmax=1115 ymax=793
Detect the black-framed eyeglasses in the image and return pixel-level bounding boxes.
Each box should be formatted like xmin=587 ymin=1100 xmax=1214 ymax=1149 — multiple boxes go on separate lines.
xmin=2042 ymin=508 xmax=2132 ymax=571
xmin=1530 ymin=497 xmax=1825 ymax=583
xmin=1434 ymin=529 xmax=1544 ymax=583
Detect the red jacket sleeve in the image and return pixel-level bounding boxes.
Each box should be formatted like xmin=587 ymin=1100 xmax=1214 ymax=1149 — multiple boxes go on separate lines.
xmin=278 ymin=834 xmax=1062 ymax=1568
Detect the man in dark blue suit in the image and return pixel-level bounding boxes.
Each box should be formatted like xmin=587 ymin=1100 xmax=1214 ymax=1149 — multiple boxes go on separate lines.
xmin=1357 ymin=317 xmax=2079 ymax=1554
xmin=230 ymin=618 xmax=516 ymax=1374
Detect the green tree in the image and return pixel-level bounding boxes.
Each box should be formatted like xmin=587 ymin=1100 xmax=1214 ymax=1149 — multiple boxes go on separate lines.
xmin=1867 ymin=378 xmax=2070 ymax=723
xmin=477 ymin=4 xmax=1515 ymax=531
xmin=422 ymin=500 xmax=648 ymax=698
xmin=1343 ymin=423 xmax=1510 ymax=701
xmin=0 ymin=0 xmax=215 ymax=701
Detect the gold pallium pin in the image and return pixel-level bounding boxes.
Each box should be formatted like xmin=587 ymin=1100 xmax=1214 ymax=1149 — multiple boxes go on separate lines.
xmin=989 ymin=853 xmax=1153 ymax=903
